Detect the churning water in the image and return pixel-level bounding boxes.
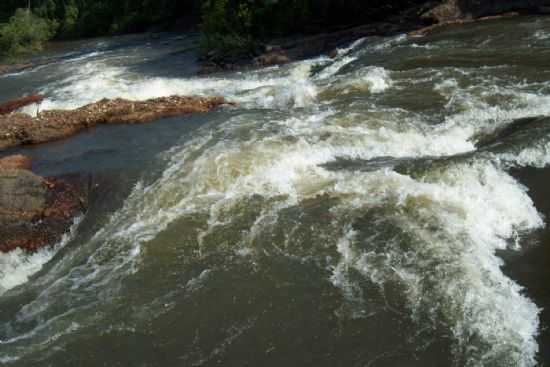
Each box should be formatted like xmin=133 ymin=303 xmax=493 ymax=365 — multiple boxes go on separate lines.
xmin=1 ymin=16 xmax=550 ymax=367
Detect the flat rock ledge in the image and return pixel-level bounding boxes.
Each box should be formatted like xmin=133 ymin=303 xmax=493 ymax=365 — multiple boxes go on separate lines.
xmin=0 ymin=95 xmax=230 ymax=150
xmin=0 ymin=155 xmax=87 ymax=253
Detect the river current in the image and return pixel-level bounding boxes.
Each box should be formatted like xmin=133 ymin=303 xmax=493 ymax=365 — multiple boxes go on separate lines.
xmin=1 ymin=16 xmax=550 ymax=367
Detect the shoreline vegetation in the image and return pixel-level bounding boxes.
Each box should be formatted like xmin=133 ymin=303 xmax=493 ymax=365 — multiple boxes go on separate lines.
xmin=0 ymin=1 xmax=549 ymax=67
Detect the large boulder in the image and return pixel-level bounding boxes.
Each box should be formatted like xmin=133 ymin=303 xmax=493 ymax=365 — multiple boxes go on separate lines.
xmin=0 ymin=155 xmax=87 ymax=253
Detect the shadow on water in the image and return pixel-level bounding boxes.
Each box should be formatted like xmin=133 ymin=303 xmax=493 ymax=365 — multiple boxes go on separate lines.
xmin=0 ymin=111 xmax=218 ymax=177
xmin=508 ymin=167 xmax=550 ymax=367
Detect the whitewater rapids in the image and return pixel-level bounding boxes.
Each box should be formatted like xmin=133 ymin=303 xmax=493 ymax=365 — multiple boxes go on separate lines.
xmin=2 ymin=17 xmax=550 ymax=367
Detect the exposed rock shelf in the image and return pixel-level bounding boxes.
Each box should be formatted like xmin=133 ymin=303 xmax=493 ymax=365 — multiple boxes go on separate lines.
xmin=0 ymin=155 xmax=87 ymax=253
xmin=0 ymin=95 xmax=231 ymax=253
xmin=0 ymin=95 xmax=230 ymax=150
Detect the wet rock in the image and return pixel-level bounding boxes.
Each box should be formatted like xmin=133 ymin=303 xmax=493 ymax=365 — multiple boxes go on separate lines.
xmin=0 ymin=154 xmax=32 ymax=170
xmin=0 ymin=95 xmax=230 ymax=150
xmin=412 ymin=11 xmax=519 ymax=36
xmin=0 ymin=168 xmax=47 ymax=214
xmin=0 ymin=94 xmax=44 ymax=115
xmin=254 ymin=51 xmax=292 ymax=67
xmin=423 ymin=0 xmax=464 ymax=22
xmin=0 ymin=156 xmax=87 ymax=253
xmin=423 ymin=0 xmax=550 ymax=23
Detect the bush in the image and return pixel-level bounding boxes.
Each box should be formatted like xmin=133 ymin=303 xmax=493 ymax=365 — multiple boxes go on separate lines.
xmin=201 ymin=0 xmax=255 ymax=56
xmin=0 ymin=9 xmax=56 ymax=57
xmin=200 ymin=0 xmax=316 ymax=56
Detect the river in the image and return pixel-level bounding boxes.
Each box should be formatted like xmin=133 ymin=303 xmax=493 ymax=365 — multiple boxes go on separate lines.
xmin=1 ymin=16 xmax=550 ymax=367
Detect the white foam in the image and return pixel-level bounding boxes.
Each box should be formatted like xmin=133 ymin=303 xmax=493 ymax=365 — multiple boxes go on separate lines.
xmin=3 ymin=28 xmax=547 ymax=366
xmin=372 ymin=34 xmax=408 ymax=51
xmin=493 ymin=140 xmax=550 ymax=168
xmin=95 ymin=98 xmax=544 ymax=365
xmin=325 ymin=66 xmax=393 ymax=95
xmin=330 ymin=162 xmax=542 ymax=367
xmin=314 ymin=55 xmax=357 ymax=80
xmin=533 ymin=30 xmax=550 ymax=40
xmin=112 ymin=105 xmax=540 ymax=365
xmin=433 ymin=75 xmax=550 ymax=143
xmin=0 ymin=356 xmax=19 ymax=364
xmin=0 ymin=217 xmax=81 ymax=295
xmin=35 ymin=58 xmax=319 ymax=111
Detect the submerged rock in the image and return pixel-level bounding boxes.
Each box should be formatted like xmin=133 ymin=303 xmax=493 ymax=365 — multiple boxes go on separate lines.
xmin=0 ymin=95 xmax=230 ymax=150
xmin=0 ymin=155 xmax=87 ymax=253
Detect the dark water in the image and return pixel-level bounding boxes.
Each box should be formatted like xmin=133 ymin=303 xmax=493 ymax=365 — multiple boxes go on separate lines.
xmin=1 ymin=17 xmax=550 ymax=367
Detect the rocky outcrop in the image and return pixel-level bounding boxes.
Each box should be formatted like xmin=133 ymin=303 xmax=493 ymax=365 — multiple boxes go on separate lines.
xmin=0 ymin=94 xmax=44 ymax=115
xmin=0 ymin=154 xmax=32 ymax=170
xmin=254 ymin=50 xmax=291 ymax=67
xmin=0 ymin=155 xmax=87 ymax=253
xmin=200 ymin=0 xmax=550 ymax=72
xmin=0 ymin=95 xmax=230 ymax=150
xmin=410 ymin=11 xmax=519 ymax=36
xmin=423 ymin=0 xmax=550 ymax=23
xmin=0 ymin=96 xmax=230 ymax=252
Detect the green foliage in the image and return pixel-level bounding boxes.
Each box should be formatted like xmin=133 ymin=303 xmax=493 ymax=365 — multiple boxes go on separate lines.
xmin=0 ymin=8 xmax=56 ymax=57
xmin=58 ymin=1 xmax=78 ymax=36
xmin=201 ymin=0 xmax=256 ymax=55
xmin=0 ymin=0 xmax=434 ymax=58
xmin=200 ymin=0 xmax=317 ymax=56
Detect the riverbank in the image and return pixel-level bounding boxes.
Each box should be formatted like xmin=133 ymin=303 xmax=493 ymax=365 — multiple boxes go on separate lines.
xmin=3 ymin=0 xmax=550 ymax=77
xmin=199 ymin=0 xmax=550 ymax=72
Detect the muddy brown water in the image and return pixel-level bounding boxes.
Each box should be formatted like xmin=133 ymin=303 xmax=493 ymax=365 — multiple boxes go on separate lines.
xmin=1 ymin=17 xmax=550 ymax=367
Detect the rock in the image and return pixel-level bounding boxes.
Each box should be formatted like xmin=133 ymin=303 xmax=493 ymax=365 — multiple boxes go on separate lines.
xmin=423 ymin=0 xmax=550 ymax=23
xmin=0 ymin=154 xmax=32 ymax=170
xmin=0 ymin=168 xmax=48 ymax=214
xmin=254 ymin=51 xmax=292 ymax=67
xmin=0 ymin=95 xmax=230 ymax=151
xmin=0 ymin=94 xmax=44 ymax=115
xmin=423 ymin=0 xmax=464 ymax=22
xmin=0 ymin=157 xmax=87 ymax=253
xmin=412 ymin=11 xmax=519 ymax=36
